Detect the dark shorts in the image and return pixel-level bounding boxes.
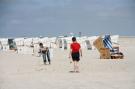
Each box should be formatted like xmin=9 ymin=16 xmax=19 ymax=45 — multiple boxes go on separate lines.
xmin=71 ymin=52 xmax=80 ymax=62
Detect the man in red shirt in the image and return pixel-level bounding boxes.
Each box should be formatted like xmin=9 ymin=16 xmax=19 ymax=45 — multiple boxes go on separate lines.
xmin=69 ymin=37 xmax=82 ymax=73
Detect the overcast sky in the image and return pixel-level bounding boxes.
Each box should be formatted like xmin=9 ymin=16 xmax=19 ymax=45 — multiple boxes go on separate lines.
xmin=0 ymin=0 xmax=135 ymax=37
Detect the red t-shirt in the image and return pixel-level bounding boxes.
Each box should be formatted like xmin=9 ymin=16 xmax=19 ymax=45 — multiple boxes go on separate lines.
xmin=70 ymin=42 xmax=81 ymax=53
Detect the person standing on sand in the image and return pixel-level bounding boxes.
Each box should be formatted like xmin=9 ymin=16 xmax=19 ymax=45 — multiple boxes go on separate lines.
xmin=69 ymin=37 xmax=82 ymax=73
xmin=39 ymin=43 xmax=51 ymax=65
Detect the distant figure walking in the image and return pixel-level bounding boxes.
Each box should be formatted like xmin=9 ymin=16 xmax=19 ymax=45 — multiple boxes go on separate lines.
xmin=69 ymin=37 xmax=82 ymax=73
xmin=39 ymin=43 xmax=51 ymax=65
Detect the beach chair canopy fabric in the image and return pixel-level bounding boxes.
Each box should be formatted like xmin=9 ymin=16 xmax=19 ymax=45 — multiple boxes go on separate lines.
xmin=103 ymin=35 xmax=113 ymax=51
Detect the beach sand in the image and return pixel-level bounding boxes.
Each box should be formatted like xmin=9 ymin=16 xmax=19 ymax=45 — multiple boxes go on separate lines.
xmin=0 ymin=37 xmax=135 ymax=89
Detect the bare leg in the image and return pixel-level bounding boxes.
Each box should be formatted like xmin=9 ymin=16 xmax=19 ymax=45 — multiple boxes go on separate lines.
xmin=73 ymin=61 xmax=76 ymax=72
xmin=73 ymin=61 xmax=79 ymax=72
xmin=76 ymin=62 xmax=79 ymax=72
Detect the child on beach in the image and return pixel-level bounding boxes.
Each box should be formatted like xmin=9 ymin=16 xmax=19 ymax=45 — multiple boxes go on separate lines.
xmin=39 ymin=43 xmax=51 ymax=65
xmin=69 ymin=37 xmax=82 ymax=73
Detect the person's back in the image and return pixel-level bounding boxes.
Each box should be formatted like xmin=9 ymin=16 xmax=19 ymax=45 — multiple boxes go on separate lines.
xmin=71 ymin=42 xmax=80 ymax=53
xmin=69 ymin=37 xmax=82 ymax=73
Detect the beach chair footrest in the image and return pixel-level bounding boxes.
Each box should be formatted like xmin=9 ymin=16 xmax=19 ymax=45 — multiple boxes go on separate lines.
xmin=111 ymin=54 xmax=124 ymax=59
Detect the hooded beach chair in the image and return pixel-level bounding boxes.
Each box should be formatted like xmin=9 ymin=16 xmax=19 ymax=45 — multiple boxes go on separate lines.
xmin=103 ymin=35 xmax=119 ymax=53
xmin=93 ymin=35 xmax=124 ymax=59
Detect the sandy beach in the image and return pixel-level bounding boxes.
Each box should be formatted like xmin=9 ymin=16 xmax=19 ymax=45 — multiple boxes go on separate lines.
xmin=0 ymin=37 xmax=135 ymax=89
